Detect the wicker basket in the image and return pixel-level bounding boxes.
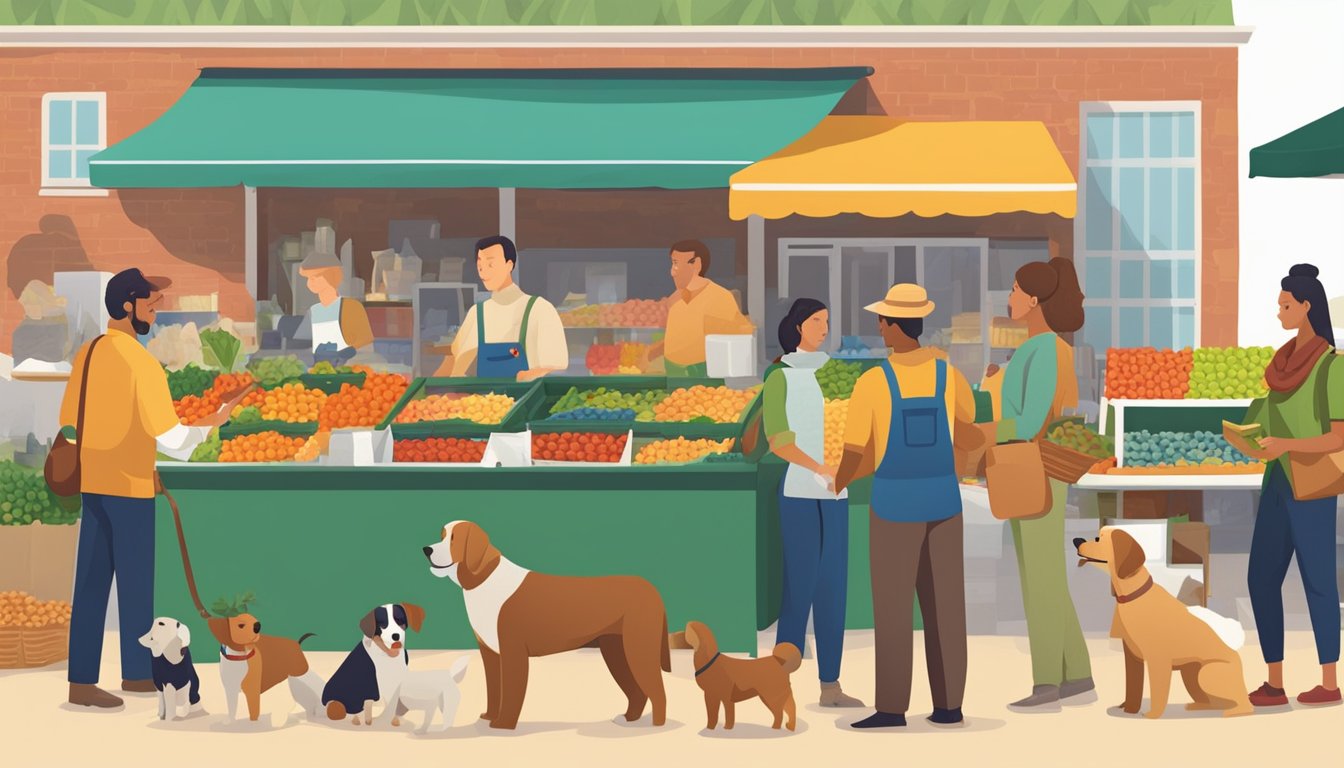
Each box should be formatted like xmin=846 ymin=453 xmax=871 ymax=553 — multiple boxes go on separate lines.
xmin=0 ymin=625 xmax=69 ymax=669
xmin=1039 ymin=439 xmax=1099 ymax=484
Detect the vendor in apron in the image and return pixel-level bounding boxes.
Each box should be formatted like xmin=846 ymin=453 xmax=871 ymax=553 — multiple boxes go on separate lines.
xmin=834 ymin=283 xmax=979 ymax=731
xmin=299 ymin=249 xmax=373 ymax=365
xmin=647 ymin=239 xmax=750 ymax=378
xmin=449 ymin=235 xmax=568 ymax=381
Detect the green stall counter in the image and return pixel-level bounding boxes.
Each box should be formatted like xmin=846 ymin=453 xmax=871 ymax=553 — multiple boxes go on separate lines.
xmin=154 ymin=463 xmax=761 ymax=654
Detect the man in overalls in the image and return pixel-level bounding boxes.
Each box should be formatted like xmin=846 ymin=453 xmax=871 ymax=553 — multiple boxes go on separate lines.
xmin=449 ymin=235 xmax=568 ymax=380
xmin=835 ymin=283 xmax=977 ymax=729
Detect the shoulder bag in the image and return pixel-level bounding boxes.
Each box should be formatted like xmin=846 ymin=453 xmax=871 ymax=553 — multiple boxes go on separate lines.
xmin=1287 ymin=352 xmax=1344 ymax=501
xmin=44 ymin=335 xmax=104 ymax=498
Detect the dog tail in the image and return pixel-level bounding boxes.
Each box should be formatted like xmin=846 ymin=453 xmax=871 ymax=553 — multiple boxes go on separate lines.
xmin=297 ymin=633 xmax=316 ymax=646
xmin=772 ymin=642 xmax=802 ymax=675
xmin=660 ymin=614 xmax=672 ymax=673
xmin=450 ymin=655 xmax=470 ymax=684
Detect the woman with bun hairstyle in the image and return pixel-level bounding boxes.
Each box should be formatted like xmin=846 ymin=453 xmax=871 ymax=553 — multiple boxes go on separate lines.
xmin=1240 ymin=263 xmax=1342 ymax=707
xmin=760 ymin=298 xmax=864 ymax=708
xmin=990 ymin=257 xmax=1093 ymax=710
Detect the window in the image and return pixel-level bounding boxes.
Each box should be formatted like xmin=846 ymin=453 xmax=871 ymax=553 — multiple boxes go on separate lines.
xmin=41 ymin=93 xmax=107 ymax=195
xmin=1077 ymin=103 xmax=1199 ymax=355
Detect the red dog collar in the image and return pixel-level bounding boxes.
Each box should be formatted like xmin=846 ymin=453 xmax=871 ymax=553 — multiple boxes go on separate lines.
xmin=1115 ymin=576 xmax=1155 ymax=604
xmin=220 ymin=645 xmax=256 ymax=661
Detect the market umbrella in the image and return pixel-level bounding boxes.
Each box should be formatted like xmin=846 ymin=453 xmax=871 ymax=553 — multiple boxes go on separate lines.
xmin=1249 ymin=106 xmax=1344 ymax=178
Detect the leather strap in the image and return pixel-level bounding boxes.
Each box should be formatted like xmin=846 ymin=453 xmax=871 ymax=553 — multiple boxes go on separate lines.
xmin=164 ymin=487 xmax=211 ymax=620
xmin=73 ymin=335 xmax=104 ymax=473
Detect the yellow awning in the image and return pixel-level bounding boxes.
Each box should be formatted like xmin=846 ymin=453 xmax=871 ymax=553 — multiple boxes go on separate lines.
xmin=729 ymin=116 xmax=1077 ymax=220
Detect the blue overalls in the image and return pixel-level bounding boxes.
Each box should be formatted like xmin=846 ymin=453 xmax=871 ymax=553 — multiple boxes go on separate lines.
xmin=871 ymin=359 xmax=961 ymax=521
xmin=475 ymin=296 xmax=538 ymax=379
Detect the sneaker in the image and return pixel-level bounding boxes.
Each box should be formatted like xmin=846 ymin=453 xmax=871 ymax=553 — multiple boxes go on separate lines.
xmin=1296 ymin=686 xmax=1342 ymax=707
xmin=820 ymin=682 xmax=865 ymax=708
xmin=928 ymin=707 xmax=964 ymax=726
xmin=121 ymin=679 xmax=156 ymax=694
xmin=851 ymin=712 xmax=906 ymax=729
xmin=1061 ymin=677 xmax=1095 ymax=699
xmin=69 ymin=684 xmax=123 ymax=709
xmin=1248 ymin=682 xmax=1289 ymax=707
xmin=1009 ymin=685 xmax=1061 ymax=710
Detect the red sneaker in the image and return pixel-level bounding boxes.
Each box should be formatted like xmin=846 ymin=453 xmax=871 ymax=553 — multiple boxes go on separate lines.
xmin=1249 ymin=682 xmax=1289 ymax=707
xmin=1296 ymin=686 xmax=1342 ymax=707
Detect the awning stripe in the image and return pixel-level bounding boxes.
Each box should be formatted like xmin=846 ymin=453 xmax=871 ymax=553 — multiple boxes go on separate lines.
xmin=731 ymin=182 xmax=1077 ymax=193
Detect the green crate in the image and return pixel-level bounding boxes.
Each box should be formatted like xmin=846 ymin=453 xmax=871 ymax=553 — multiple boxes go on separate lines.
xmin=219 ymin=420 xmax=318 ymax=440
xmin=528 ymin=375 xmax=758 ymax=442
xmin=387 ymin=378 xmax=540 ymax=439
xmin=299 ymin=372 xmax=366 ymax=394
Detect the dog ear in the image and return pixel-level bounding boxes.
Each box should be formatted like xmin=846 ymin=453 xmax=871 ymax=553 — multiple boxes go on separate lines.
xmin=1112 ymin=529 xmax=1146 ymax=579
xmin=176 ymin=622 xmax=191 ymax=649
xmin=684 ymin=622 xmax=700 ymax=650
xmin=207 ymin=617 xmax=229 ymax=645
xmin=359 ymin=610 xmax=378 ymax=638
xmin=402 ymin=603 xmax=426 ymax=633
xmin=138 ymin=631 xmax=154 ymax=650
xmin=463 ymin=524 xmax=492 ymax=574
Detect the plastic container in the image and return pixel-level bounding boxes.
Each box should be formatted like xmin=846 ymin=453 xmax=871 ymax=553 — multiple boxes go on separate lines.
xmin=328 ymin=428 xmax=394 ymax=466
xmin=705 ymin=334 xmax=756 ymax=378
xmin=387 ymin=378 xmax=540 ymax=439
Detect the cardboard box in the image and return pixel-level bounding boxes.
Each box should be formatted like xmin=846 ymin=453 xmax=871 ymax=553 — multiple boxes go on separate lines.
xmin=1122 ymin=490 xmax=1203 ymax=520
xmin=0 ymin=523 xmax=79 ymax=601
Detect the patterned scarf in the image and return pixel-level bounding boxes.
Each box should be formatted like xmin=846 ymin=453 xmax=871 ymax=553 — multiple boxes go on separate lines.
xmin=1265 ymin=335 xmax=1329 ymax=393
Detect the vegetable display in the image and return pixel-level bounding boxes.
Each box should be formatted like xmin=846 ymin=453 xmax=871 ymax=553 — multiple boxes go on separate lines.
xmin=1188 ymin=346 xmax=1273 ymax=399
xmin=319 ymin=373 xmax=409 ymax=429
xmin=199 ymin=328 xmax=243 ymax=372
xmin=1124 ymin=430 xmax=1256 ymax=469
xmin=0 ymin=461 xmax=78 ymax=525
xmin=532 ymin=432 xmax=628 ymax=463
xmin=166 ymin=364 xmax=215 ymax=401
xmin=259 ymin=383 xmax=328 ymax=423
xmin=394 ymin=437 xmax=488 ymax=463
xmin=394 ymin=393 xmax=515 ymax=425
xmin=247 ymin=355 xmax=306 ymax=388
xmin=189 ymin=430 xmax=222 ymax=463
xmin=1045 ymin=420 xmax=1114 ymax=461
xmin=653 ymin=385 xmax=757 ymax=424
xmin=816 ymin=359 xmax=865 ymax=401
xmin=219 ymin=432 xmax=308 ymax=463
xmin=548 ymin=407 xmax=637 ymax=422
xmin=549 ymin=387 xmax=667 ymax=421
xmin=634 ymin=437 xmax=733 ymax=465
xmin=1105 ymin=346 xmax=1273 ymax=400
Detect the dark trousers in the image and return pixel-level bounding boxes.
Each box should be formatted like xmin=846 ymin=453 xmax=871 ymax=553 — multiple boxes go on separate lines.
xmin=68 ymin=493 xmax=155 ymax=685
xmin=776 ymin=490 xmax=850 ymax=683
xmin=870 ymin=511 xmax=967 ymax=715
xmin=1248 ymin=463 xmax=1340 ymax=665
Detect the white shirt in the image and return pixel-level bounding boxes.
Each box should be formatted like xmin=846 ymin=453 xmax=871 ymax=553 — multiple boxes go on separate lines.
xmin=451 ymin=283 xmax=568 ymax=372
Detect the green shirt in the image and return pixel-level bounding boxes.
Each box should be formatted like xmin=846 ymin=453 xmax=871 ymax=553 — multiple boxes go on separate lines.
xmin=997 ymin=332 xmax=1059 ymax=443
xmin=1244 ymin=352 xmax=1344 ymax=477
xmin=762 ymin=364 xmax=807 ymax=448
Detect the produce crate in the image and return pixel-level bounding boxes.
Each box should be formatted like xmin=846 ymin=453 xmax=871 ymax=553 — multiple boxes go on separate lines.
xmin=387 ymin=378 xmax=540 ymax=439
xmin=299 ymin=372 xmax=367 ymax=394
xmin=220 ymin=420 xmax=319 ymax=440
xmin=528 ymin=376 xmax=759 ymax=442
xmin=1039 ymin=440 xmax=1097 ymax=484
xmin=529 ymin=423 xmax=633 ymax=466
xmin=0 ymin=626 xmax=68 ymax=668
xmin=629 ymin=435 xmax=742 ymax=466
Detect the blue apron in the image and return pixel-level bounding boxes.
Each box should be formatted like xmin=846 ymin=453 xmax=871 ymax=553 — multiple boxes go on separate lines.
xmin=871 ymin=358 xmax=962 ymax=523
xmin=475 ymin=296 xmax=538 ymax=379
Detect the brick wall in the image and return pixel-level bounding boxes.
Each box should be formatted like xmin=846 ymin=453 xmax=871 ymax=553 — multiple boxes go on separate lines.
xmin=0 ymin=45 xmax=1238 ymax=352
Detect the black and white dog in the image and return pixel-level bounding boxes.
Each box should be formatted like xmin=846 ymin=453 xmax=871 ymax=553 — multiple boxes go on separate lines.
xmin=138 ymin=617 xmax=203 ymax=721
xmin=322 ymin=603 xmax=424 ymax=726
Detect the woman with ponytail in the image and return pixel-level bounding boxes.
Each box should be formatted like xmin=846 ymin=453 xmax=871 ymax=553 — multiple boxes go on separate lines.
xmin=1240 ymin=263 xmax=1342 ymax=707
xmin=990 ymin=257 xmax=1093 ymax=710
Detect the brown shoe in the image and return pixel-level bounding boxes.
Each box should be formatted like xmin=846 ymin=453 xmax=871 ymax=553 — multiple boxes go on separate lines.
xmin=121 ymin=678 xmax=156 ymax=694
xmin=69 ymin=684 xmax=123 ymax=709
xmin=1297 ymin=686 xmax=1342 ymax=707
xmin=819 ymin=682 xmax=865 ymax=708
xmin=1248 ymin=682 xmax=1289 ymax=707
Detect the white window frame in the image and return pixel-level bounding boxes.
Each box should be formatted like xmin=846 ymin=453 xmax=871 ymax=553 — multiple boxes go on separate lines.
xmin=1076 ymin=100 xmax=1202 ymax=352
xmin=40 ymin=92 xmax=109 ymax=197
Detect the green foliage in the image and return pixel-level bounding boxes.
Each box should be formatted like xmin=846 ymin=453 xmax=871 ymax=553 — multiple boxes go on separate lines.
xmin=1 ymin=0 xmax=1236 ymax=25
xmin=211 ymin=590 xmax=257 ymax=618
xmin=0 ymin=460 xmax=81 ymax=525
xmin=200 ymin=328 xmax=242 ymax=373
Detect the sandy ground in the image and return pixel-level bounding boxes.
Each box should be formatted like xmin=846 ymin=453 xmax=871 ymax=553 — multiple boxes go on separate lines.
xmin=2 ymin=629 xmax=1337 ymax=767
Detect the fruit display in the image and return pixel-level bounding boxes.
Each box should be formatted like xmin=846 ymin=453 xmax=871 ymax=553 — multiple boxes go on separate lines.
xmin=258 ymin=382 xmax=328 ymax=423
xmin=189 ymin=430 xmax=222 ymax=463
xmin=1123 ymin=430 xmax=1257 ymax=469
xmin=549 ymin=407 xmax=637 ymax=422
xmin=560 ymin=300 xmax=668 ymax=328
xmin=823 ymin=398 xmax=849 ymax=466
xmin=586 ymin=343 xmax=651 ymax=375
xmin=247 ymin=355 xmax=305 ymax=388
xmin=394 ymin=437 xmax=488 ymax=464
xmin=0 ymin=592 xmax=72 ymax=629
xmin=1105 ymin=347 xmax=1192 ymax=399
xmin=549 ymin=387 xmax=667 ymax=421
xmin=394 ymin=393 xmax=516 ymax=425
xmin=532 ymin=432 xmax=629 ymax=463
xmin=0 ymin=461 xmax=77 ymax=525
xmin=1089 ymin=456 xmax=1119 ymax=474
xmin=231 ymin=406 xmax=263 ymax=425
xmin=166 ymin=363 xmax=216 ymax=400
xmin=634 ymin=437 xmax=733 ymax=465
xmin=293 ymin=434 xmax=323 ymax=463
xmin=309 ymin=361 xmax=356 ymax=375
xmin=653 ymin=385 xmax=758 ymax=424
xmin=174 ymin=390 xmax=222 ymax=424
xmin=211 ymin=371 xmax=257 ymax=397
xmin=817 ymin=359 xmax=864 ymax=400
xmin=1045 ymin=420 xmax=1114 ymax=461
xmin=219 ymin=431 xmax=308 ymax=463
xmin=1188 ymin=346 xmax=1273 ymax=399
xmin=319 ymin=373 xmax=409 ymax=430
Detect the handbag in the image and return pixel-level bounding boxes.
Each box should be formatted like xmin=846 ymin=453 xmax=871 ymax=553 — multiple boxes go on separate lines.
xmin=1288 ymin=353 xmax=1344 ymax=501
xmin=986 ymin=440 xmax=1053 ymax=521
xmin=44 ymin=335 xmax=104 ymax=498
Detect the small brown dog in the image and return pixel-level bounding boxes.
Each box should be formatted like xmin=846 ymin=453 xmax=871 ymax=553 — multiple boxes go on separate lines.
xmin=1076 ymin=528 xmax=1253 ymax=719
xmin=684 ymin=621 xmax=801 ymax=731
xmin=208 ymin=613 xmax=325 ymax=723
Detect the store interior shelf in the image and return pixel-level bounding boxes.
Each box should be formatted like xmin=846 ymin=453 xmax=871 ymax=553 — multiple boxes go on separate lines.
xmin=1076 ymin=473 xmax=1263 ymax=492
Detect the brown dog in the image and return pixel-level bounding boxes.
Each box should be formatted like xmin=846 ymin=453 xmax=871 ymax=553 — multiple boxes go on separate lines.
xmin=1075 ymin=528 xmax=1252 ymax=719
xmin=685 ymin=621 xmax=801 ymax=731
xmin=208 ymin=613 xmax=325 ymax=723
xmin=424 ymin=521 xmax=671 ymax=730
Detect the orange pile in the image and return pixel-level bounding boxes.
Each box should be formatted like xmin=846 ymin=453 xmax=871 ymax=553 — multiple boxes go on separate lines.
xmin=174 ymin=391 xmax=222 ymax=424
xmin=293 ymin=434 xmax=324 ymax=463
xmin=211 ymin=371 xmax=256 ymax=396
xmin=532 ymin=432 xmax=628 ymax=463
xmin=653 ymin=385 xmax=758 ymax=424
xmin=0 ymin=591 xmax=72 ymax=628
xmin=1105 ymin=347 xmax=1192 ymax=399
xmin=394 ymin=393 xmax=515 ymax=425
xmin=219 ymin=431 xmax=307 ymax=463
xmin=634 ymin=437 xmax=733 ymax=465
xmin=395 ymin=437 xmax=488 ymax=463
xmin=319 ymin=373 xmax=409 ymax=430
xmin=259 ymin=382 xmax=328 ymax=423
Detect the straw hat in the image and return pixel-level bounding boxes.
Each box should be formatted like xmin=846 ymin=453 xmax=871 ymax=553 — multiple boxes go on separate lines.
xmin=864 ymin=283 xmax=936 ymax=319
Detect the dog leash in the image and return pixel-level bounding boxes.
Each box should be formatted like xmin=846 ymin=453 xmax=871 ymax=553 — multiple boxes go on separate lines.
xmin=160 ymin=480 xmax=211 ymax=621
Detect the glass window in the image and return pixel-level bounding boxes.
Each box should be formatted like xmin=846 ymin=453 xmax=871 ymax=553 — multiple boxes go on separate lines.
xmin=1177 ymin=113 xmax=1196 ymax=158
xmin=1118 ymin=168 xmax=1145 ymax=251
xmin=1119 ymin=307 xmax=1145 ymax=348
xmin=1150 ymin=307 xmax=1174 ymax=349
xmin=1176 ymin=168 xmax=1196 ymax=251
xmin=49 ymin=100 xmax=72 ymax=145
xmin=1085 ymin=256 xmax=1112 ymax=299
xmin=1176 ymin=307 xmax=1196 ymax=349
xmin=1085 ymin=167 xmax=1113 ymax=251
xmin=48 ymin=150 xmax=72 ymax=180
xmin=1177 ymin=259 xmax=1196 ymax=300
xmin=1151 ymin=259 xmax=1174 ymax=299
xmin=1086 ymin=114 xmax=1114 ymax=159
xmin=1119 ymin=260 xmax=1145 ymax=299
xmin=75 ymin=101 xmax=100 ymax=145
xmin=1083 ymin=305 xmax=1113 ymax=352
xmin=1118 ymin=113 xmax=1145 ymax=158
xmin=1149 ymin=167 xmax=1173 ymax=250
xmin=43 ymin=93 xmax=105 ymax=189
xmin=1150 ymin=112 xmax=1175 ymax=159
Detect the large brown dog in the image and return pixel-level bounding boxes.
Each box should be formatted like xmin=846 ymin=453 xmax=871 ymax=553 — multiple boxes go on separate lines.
xmin=423 ymin=521 xmax=671 ymax=730
xmin=685 ymin=621 xmax=800 ymax=731
xmin=1075 ymin=528 xmax=1252 ymax=719
xmin=207 ymin=613 xmax=324 ymax=722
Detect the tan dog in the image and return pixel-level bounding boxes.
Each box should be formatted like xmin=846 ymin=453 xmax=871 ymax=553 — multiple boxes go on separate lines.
xmin=207 ymin=613 xmax=324 ymax=723
xmin=685 ymin=621 xmax=801 ymax=731
xmin=423 ymin=520 xmax=671 ymax=730
xmin=1075 ymin=528 xmax=1252 ymax=719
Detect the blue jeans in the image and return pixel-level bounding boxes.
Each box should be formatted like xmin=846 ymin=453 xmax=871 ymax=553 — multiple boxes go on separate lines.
xmin=68 ymin=494 xmax=155 ymax=685
xmin=776 ymin=488 xmax=850 ymax=683
xmin=1248 ymin=464 xmax=1340 ymax=665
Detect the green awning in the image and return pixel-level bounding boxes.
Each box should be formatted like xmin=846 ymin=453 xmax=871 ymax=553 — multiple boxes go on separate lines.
xmin=89 ymin=67 xmax=870 ymax=190
xmin=1249 ymin=106 xmax=1344 ymax=178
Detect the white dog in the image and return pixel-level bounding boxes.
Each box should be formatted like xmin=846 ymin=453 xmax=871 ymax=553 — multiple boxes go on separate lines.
xmin=391 ymin=656 xmax=470 ymax=734
xmin=138 ymin=617 xmax=204 ymax=721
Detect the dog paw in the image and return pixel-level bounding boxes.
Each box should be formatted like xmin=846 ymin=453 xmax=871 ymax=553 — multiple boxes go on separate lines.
xmin=1143 ymin=710 xmax=1165 ymax=720
xmin=392 ymin=718 xmax=401 ymax=727
xmin=1185 ymin=702 xmax=1218 ymax=712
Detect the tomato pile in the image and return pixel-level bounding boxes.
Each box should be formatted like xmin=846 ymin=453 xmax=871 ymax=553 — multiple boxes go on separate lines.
xmin=319 ymin=373 xmax=409 ymax=429
xmin=532 ymin=432 xmax=628 ymax=463
xmin=394 ymin=437 xmax=488 ymax=463
xmin=1104 ymin=348 xmax=1193 ymax=399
